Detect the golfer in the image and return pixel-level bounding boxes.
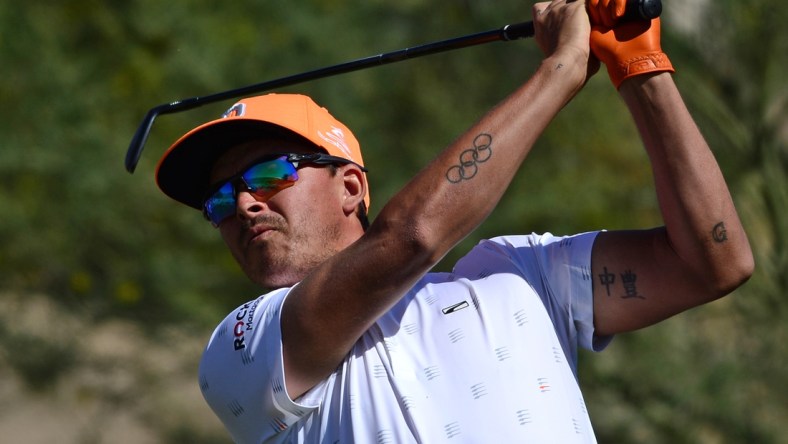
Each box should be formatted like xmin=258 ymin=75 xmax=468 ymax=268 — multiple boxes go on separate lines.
xmin=154 ymin=0 xmax=753 ymax=442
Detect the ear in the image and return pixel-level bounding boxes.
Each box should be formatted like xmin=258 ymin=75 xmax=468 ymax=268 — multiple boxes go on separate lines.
xmin=340 ymin=164 xmax=366 ymax=216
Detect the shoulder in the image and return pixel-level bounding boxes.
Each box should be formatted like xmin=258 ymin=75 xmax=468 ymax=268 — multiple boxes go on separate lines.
xmin=455 ymin=232 xmax=599 ymax=271
xmin=203 ymin=288 xmax=292 ymax=355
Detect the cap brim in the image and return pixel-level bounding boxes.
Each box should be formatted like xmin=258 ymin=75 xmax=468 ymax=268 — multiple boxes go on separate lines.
xmin=156 ymin=120 xmax=285 ymax=210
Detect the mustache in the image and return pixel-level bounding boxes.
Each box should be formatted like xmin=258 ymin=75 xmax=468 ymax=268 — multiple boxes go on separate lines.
xmin=242 ymin=214 xmax=287 ymax=232
xmin=235 ymin=214 xmax=288 ymax=247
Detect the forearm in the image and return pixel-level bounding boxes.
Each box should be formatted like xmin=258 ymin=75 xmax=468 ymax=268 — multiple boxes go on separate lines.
xmin=620 ymin=73 xmax=753 ymax=294
xmin=376 ymin=53 xmax=586 ymax=265
xmin=376 ymin=0 xmax=594 ymax=265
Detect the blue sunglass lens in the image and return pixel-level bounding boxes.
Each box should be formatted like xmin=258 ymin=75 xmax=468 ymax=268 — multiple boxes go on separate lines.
xmin=205 ymin=182 xmax=236 ymax=226
xmin=204 ymin=157 xmax=299 ymax=226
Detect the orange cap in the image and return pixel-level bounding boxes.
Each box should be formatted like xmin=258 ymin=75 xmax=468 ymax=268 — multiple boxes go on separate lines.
xmin=156 ymin=93 xmax=369 ymax=210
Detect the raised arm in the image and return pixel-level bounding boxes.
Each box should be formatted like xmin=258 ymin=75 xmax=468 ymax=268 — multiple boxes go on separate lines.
xmin=281 ymin=0 xmax=593 ymax=398
xmin=588 ymin=13 xmax=754 ymax=336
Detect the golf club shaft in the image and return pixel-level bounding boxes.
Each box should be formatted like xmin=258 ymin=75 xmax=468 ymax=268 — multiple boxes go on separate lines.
xmin=125 ymin=0 xmax=661 ymax=173
xmin=124 ymin=22 xmax=534 ymax=173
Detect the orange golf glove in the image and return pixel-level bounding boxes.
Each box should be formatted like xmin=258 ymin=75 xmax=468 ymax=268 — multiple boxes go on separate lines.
xmin=588 ymin=0 xmax=674 ymax=89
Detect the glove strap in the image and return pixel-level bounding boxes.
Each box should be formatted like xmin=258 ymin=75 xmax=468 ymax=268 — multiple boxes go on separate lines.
xmin=611 ymin=52 xmax=674 ymax=88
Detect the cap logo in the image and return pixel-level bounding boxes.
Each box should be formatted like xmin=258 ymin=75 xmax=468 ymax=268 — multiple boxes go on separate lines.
xmin=221 ymin=103 xmax=246 ymax=119
xmin=318 ymin=126 xmax=353 ymax=159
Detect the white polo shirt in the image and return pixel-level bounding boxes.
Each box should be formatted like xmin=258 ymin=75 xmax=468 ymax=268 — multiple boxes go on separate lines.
xmin=199 ymin=231 xmax=610 ymax=443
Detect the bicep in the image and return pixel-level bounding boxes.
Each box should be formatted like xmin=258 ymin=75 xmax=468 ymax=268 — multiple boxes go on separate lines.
xmin=591 ymin=228 xmax=711 ymax=336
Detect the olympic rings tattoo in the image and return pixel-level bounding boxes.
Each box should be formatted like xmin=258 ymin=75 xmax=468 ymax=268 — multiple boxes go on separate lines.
xmin=445 ymin=133 xmax=493 ymax=183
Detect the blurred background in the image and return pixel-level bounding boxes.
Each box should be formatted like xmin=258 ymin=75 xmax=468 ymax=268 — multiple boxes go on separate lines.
xmin=1 ymin=0 xmax=785 ymax=442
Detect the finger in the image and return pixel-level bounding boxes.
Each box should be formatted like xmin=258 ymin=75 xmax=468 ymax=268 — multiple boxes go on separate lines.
xmin=613 ymin=0 xmax=626 ymax=19
xmin=600 ymin=0 xmax=616 ymax=28
xmin=604 ymin=0 xmax=628 ymax=24
xmin=587 ymin=0 xmax=602 ymax=27
xmin=532 ymin=1 xmax=550 ymax=19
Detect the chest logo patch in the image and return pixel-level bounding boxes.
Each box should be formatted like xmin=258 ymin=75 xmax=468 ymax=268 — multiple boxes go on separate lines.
xmin=441 ymin=300 xmax=469 ymax=315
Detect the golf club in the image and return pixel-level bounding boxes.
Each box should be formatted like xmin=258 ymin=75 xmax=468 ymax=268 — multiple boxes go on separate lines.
xmin=124 ymin=0 xmax=661 ymax=173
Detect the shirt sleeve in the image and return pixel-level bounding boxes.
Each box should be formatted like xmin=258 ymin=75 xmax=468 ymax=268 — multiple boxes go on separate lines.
xmin=454 ymin=232 xmax=613 ymax=363
xmin=528 ymin=231 xmax=614 ymax=353
xmin=197 ymin=287 xmax=324 ymax=443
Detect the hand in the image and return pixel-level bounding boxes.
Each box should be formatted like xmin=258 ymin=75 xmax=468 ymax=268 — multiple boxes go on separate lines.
xmin=588 ymin=0 xmax=674 ymax=88
xmin=533 ymin=0 xmax=591 ymax=63
xmin=587 ymin=0 xmax=626 ymax=28
xmin=533 ymin=0 xmax=599 ymax=83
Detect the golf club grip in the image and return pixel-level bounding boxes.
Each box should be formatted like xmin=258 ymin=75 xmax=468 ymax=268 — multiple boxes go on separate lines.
xmin=623 ymin=0 xmax=662 ymax=21
xmin=502 ymin=0 xmax=661 ymax=40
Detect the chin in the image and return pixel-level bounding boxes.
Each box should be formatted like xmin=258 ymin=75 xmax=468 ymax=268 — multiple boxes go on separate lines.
xmin=242 ymin=249 xmax=329 ymax=290
xmin=257 ymin=278 xmax=297 ymax=290
xmin=248 ymin=267 xmax=302 ymax=290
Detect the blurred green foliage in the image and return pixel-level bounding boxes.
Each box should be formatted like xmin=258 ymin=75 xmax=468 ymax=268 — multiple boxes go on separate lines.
xmin=0 ymin=0 xmax=785 ymax=442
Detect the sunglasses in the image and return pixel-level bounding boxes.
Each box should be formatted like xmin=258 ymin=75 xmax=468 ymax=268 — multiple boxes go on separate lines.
xmin=203 ymin=153 xmax=366 ymax=227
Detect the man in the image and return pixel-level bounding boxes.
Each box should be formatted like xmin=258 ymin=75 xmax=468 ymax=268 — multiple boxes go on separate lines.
xmin=154 ymin=0 xmax=753 ymax=442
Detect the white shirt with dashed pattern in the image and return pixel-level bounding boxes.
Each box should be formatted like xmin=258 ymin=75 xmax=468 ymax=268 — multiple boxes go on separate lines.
xmin=199 ymin=231 xmax=611 ymax=443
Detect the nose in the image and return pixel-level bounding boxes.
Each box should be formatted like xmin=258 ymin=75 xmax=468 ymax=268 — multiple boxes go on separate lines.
xmin=235 ymin=190 xmax=269 ymax=221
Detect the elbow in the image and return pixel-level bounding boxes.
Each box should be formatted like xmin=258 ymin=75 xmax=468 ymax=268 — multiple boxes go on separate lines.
xmin=397 ymin=219 xmax=449 ymax=266
xmin=709 ymin=245 xmax=755 ymax=298
xmin=729 ymin=247 xmax=755 ymax=292
xmin=367 ymin=212 xmax=446 ymax=269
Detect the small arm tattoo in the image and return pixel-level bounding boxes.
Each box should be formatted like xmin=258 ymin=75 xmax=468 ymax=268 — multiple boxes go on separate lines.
xmin=598 ymin=266 xmax=646 ymax=300
xmin=620 ymin=270 xmax=645 ymax=300
xmin=599 ymin=266 xmax=615 ymax=296
xmin=712 ymin=222 xmax=728 ymax=243
xmin=445 ymin=133 xmax=493 ymax=183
